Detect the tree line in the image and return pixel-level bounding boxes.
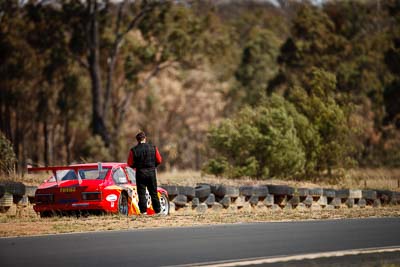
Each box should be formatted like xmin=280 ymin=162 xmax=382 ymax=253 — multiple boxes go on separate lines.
xmin=0 ymin=0 xmax=399 ymax=179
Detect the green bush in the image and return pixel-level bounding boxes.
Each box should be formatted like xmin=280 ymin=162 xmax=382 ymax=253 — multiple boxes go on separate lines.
xmin=288 ymin=68 xmax=357 ymax=174
xmin=0 ymin=132 xmax=16 ymax=175
xmin=205 ymin=94 xmax=306 ymax=179
xmin=202 ymin=157 xmax=229 ymax=177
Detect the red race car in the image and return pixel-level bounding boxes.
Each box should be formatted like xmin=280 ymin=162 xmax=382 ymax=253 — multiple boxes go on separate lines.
xmin=29 ymin=162 xmax=169 ymax=217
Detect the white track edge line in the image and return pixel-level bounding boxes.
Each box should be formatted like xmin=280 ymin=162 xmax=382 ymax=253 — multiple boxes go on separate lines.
xmin=164 ymin=246 xmax=400 ymax=267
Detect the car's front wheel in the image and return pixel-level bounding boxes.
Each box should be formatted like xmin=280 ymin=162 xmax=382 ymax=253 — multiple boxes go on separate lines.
xmin=118 ymin=193 xmax=128 ymax=215
xmin=159 ymin=193 xmax=170 ymax=215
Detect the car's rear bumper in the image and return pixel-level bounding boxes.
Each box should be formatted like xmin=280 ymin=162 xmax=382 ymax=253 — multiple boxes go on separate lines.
xmin=33 ymin=201 xmax=115 ymax=213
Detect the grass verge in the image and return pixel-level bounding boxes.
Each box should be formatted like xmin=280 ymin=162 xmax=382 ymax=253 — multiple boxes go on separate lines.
xmin=1 ymin=206 xmax=400 ymax=238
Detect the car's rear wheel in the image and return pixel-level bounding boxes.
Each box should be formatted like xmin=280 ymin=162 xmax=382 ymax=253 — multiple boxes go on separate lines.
xmin=159 ymin=193 xmax=170 ymax=215
xmin=118 ymin=193 xmax=128 ymax=215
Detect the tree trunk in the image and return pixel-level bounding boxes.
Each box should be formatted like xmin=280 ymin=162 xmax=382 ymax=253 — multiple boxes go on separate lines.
xmin=64 ymin=118 xmax=71 ymax=164
xmin=43 ymin=119 xmax=49 ymax=166
xmin=87 ymin=0 xmax=110 ymax=146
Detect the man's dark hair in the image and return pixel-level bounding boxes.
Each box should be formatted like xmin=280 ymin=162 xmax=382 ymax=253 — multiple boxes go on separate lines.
xmin=136 ymin=131 xmax=146 ymax=142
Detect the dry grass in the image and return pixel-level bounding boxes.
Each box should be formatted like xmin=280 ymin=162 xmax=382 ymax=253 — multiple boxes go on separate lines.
xmin=1 ymin=205 xmax=400 ymax=238
xmin=158 ymin=168 xmax=400 ymax=190
xmin=342 ymin=168 xmax=400 ymax=190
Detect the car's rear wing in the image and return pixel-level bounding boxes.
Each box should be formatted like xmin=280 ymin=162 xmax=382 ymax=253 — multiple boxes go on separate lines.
xmin=28 ymin=163 xmax=105 ymax=185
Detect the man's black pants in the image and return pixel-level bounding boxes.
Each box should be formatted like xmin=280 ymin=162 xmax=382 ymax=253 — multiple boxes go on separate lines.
xmin=136 ymin=170 xmax=161 ymax=214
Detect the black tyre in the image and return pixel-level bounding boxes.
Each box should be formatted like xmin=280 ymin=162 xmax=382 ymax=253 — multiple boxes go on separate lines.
xmin=362 ymin=190 xmax=377 ymax=200
xmin=239 ymin=186 xmax=254 ymax=197
xmin=178 ymin=186 xmax=195 ymax=200
xmin=195 ymin=184 xmax=211 ymax=200
xmin=309 ymin=188 xmax=323 ymax=197
xmin=336 ymin=189 xmax=350 ymax=199
xmin=118 ymin=193 xmax=128 ymax=215
xmin=215 ymin=185 xmax=239 ymax=198
xmin=253 ymin=186 xmax=269 ymax=198
xmin=173 ymin=194 xmax=188 ymax=207
xmin=161 ymin=185 xmax=179 ymax=198
xmin=288 ymin=196 xmax=300 ymax=206
xmin=267 ymin=185 xmax=294 ymax=196
xmin=219 ymin=196 xmax=231 ymax=208
xmin=296 ymin=188 xmax=309 ymax=197
xmin=159 ymin=193 xmax=170 ymax=215
xmin=376 ymin=190 xmax=392 ymax=203
xmin=323 ymin=189 xmax=336 ymax=198
xmin=249 ymin=196 xmax=259 ymax=206
xmin=4 ymin=182 xmax=25 ymax=196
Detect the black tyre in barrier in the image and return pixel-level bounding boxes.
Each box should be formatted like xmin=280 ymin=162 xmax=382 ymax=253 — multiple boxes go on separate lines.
xmin=375 ymin=190 xmax=392 ymax=205
xmin=288 ymin=196 xmax=300 ymax=206
xmin=173 ymin=194 xmax=188 ymax=206
xmin=249 ymin=196 xmax=259 ymax=206
xmin=296 ymin=188 xmax=309 ymax=197
xmin=362 ymin=190 xmax=377 ymax=200
xmin=323 ymin=189 xmax=336 ymax=198
xmin=336 ymin=189 xmax=350 ymax=199
xmin=252 ymin=186 xmax=269 ymax=198
xmin=224 ymin=186 xmax=240 ymax=198
xmin=392 ymin=192 xmax=400 ymax=204
xmin=267 ymin=185 xmax=294 ymax=196
xmin=239 ymin=186 xmax=254 ymax=197
xmin=214 ymin=185 xmax=239 ymax=198
xmin=309 ymin=188 xmax=323 ymax=197
xmin=4 ymin=182 xmax=25 ymax=196
xmin=161 ymin=185 xmax=179 ymax=198
xmin=195 ymin=184 xmax=211 ymax=200
xmin=219 ymin=196 xmax=231 ymax=208
xmin=178 ymin=186 xmax=195 ymax=200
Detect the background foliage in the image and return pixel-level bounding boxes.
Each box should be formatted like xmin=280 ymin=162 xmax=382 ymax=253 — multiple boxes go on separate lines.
xmin=1 ymin=0 xmax=400 ymax=179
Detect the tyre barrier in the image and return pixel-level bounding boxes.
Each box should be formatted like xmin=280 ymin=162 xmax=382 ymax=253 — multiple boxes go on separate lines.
xmin=0 ymin=184 xmax=37 ymax=214
xmin=1 ymin=182 xmax=400 ymax=216
xmin=162 ymin=184 xmax=400 ymax=214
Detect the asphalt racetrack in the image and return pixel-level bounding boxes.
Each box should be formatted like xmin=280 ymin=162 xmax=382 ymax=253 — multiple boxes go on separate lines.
xmin=1 ymin=217 xmax=400 ymax=267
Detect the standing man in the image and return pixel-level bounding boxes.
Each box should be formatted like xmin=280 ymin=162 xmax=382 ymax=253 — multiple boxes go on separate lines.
xmin=127 ymin=131 xmax=162 ymax=215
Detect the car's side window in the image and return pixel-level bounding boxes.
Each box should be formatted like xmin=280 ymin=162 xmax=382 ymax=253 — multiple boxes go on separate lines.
xmin=112 ymin=168 xmax=128 ymax=184
xmin=126 ymin=167 xmax=136 ymax=183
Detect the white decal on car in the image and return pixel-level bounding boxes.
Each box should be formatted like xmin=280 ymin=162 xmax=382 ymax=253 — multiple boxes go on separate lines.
xmin=106 ymin=194 xmax=118 ymax=202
